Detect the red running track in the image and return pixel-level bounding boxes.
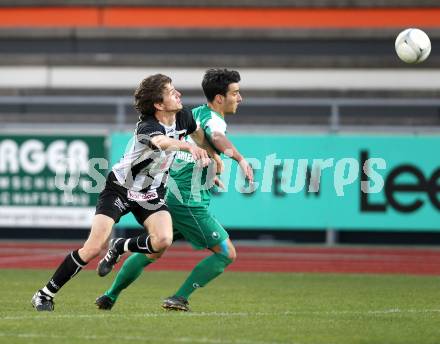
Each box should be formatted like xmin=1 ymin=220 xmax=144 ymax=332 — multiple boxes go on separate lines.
xmin=0 ymin=241 xmax=439 ymax=276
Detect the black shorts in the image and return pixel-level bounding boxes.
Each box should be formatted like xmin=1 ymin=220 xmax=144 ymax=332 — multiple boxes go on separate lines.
xmin=95 ymin=172 xmax=169 ymax=225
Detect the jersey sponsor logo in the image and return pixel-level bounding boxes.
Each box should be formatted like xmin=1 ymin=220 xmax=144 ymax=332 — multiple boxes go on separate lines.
xmin=175 ymin=151 xmax=195 ymax=163
xmin=127 ymin=189 xmax=158 ymax=202
xmin=192 ymin=283 xmax=201 ymax=289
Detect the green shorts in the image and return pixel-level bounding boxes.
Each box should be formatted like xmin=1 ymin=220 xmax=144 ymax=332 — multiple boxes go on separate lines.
xmin=169 ymin=204 xmax=229 ymax=250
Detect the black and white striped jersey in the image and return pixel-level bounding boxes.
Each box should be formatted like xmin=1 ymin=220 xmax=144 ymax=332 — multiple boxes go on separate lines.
xmin=112 ymin=107 xmax=197 ymax=194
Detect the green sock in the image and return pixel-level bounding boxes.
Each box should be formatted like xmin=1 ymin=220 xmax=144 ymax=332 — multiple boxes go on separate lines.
xmin=105 ymin=253 xmax=154 ymax=301
xmin=175 ymin=253 xmax=232 ymax=300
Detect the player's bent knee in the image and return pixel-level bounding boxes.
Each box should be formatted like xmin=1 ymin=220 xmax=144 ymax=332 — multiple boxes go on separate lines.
xmin=152 ymin=235 xmax=173 ymax=252
xmin=216 ymin=240 xmax=236 ymax=263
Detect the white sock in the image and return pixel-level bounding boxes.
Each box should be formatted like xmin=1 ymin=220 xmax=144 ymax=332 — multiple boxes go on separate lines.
xmin=41 ymin=286 xmax=55 ymax=298
xmin=123 ymin=239 xmax=129 ymax=253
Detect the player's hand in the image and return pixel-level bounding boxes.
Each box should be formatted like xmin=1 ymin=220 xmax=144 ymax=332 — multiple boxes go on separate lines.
xmin=238 ymin=158 xmax=254 ymax=184
xmin=189 ymin=145 xmax=210 ymax=167
xmin=212 ymin=154 xmax=224 ymax=175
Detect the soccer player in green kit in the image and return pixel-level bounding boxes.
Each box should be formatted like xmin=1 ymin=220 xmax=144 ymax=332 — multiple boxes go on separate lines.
xmin=95 ymin=68 xmax=254 ymax=311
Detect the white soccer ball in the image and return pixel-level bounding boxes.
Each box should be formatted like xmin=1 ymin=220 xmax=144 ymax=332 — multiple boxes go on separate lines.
xmin=395 ymin=28 xmax=431 ymax=64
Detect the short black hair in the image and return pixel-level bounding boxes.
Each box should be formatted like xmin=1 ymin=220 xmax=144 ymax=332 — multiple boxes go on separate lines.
xmin=201 ymin=68 xmax=241 ymax=102
xmin=134 ymin=74 xmax=172 ymax=120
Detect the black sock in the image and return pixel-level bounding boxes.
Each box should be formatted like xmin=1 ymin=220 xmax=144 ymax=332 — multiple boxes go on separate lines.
xmin=125 ymin=234 xmax=158 ymax=254
xmin=44 ymin=250 xmax=87 ymax=295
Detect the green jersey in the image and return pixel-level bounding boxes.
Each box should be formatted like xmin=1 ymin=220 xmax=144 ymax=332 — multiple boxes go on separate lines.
xmin=166 ymin=104 xmax=227 ymax=208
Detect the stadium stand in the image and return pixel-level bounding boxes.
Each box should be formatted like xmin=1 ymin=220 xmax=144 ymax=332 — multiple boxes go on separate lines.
xmin=0 ymin=1 xmax=439 ymax=128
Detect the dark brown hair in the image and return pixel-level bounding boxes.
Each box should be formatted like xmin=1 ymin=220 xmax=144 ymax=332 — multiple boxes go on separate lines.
xmin=202 ymin=68 xmax=241 ymax=102
xmin=134 ymin=74 xmax=172 ymax=120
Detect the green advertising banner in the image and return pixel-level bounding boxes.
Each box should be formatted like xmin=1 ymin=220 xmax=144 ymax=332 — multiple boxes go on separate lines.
xmin=111 ymin=133 xmax=440 ymax=231
xmin=0 ymin=134 xmax=107 ymax=228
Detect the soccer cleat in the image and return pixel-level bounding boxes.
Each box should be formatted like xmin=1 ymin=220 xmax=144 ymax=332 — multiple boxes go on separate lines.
xmin=95 ymin=294 xmax=115 ymax=310
xmin=31 ymin=290 xmax=54 ymax=312
xmin=162 ymin=295 xmax=190 ymax=312
xmin=97 ymin=238 xmax=124 ymax=277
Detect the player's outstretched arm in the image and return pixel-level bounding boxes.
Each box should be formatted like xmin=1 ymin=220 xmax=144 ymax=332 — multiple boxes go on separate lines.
xmin=150 ymin=135 xmax=210 ymax=166
xmin=210 ymin=132 xmax=254 ymax=184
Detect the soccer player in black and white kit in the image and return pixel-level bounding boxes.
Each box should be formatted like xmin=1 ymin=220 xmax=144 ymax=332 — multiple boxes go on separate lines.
xmin=31 ymin=74 xmax=217 ymax=311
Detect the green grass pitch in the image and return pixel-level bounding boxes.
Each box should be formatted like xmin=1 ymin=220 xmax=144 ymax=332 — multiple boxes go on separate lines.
xmin=1 ymin=269 xmax=439 ymax=344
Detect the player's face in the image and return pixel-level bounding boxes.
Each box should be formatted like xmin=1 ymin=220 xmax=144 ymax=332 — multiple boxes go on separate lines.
xmin=222 ymin=83 xmax=242 ymax=115
xmin=160 ymin=83 xmax=183 ymax=112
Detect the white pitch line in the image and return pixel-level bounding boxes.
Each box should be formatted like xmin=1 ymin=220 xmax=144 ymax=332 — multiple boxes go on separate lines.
xmin=1 ymin=308 xmax=440 ymax=321
xmin=0 ymin=332 xmax=289 ymax=344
